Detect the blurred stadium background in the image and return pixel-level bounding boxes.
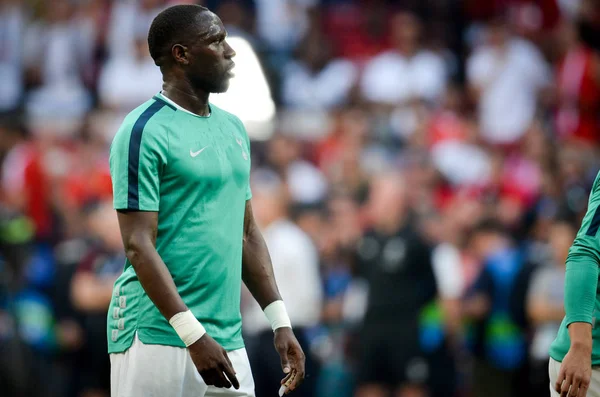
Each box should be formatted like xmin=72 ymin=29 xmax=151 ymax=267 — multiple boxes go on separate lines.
xmin=1 ymin=0 xmax=600 ymax=396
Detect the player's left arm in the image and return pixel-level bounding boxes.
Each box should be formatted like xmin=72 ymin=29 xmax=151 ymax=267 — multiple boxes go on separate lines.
xmin=241 ymin=200 xmax=306 ymax=395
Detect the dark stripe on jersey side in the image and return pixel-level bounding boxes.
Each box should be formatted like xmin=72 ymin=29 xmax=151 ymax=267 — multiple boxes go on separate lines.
xmin=586 ymin=205 xmax=600 ymax=236
xmin=152 ymin=95 xmax=176 ymax=110
xmin=127 ymin=100 xmax=167 ymax=210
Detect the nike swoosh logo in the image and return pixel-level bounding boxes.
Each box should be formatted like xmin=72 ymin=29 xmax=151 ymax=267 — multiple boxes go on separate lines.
xmin=190 ymin=147 xmax=208 ymax=157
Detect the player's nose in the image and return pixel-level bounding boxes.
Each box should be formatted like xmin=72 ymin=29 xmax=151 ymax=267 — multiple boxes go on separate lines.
xmin=224 ymin=40 xmax=236 ymax=59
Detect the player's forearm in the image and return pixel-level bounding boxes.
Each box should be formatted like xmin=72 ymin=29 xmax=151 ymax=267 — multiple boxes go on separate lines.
xmin=125 ymin=234 xmax=188 ymax=320
xmin=564 ymin=253 xmax=599 ymax=327
xmin=241 ymin=225 xmax=281 ymax=309
xmin=568 ymin=322 xmax=593 ymax=352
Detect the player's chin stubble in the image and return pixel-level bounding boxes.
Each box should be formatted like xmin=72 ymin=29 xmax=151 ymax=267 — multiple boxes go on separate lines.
xmin=212 ymin=78 xmax=231 ymax=94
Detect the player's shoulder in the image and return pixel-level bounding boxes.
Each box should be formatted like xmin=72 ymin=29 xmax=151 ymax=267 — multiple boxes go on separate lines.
xmin=121 ymin=96 xmax=176 ymax=131
xmin=210 ymin=103 xmax=245 ymax=131
xmin=112 ymin=97 xmax=175 ymax=146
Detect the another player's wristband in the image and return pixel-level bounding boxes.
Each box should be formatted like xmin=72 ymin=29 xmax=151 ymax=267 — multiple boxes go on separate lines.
xmin=264 ymin=300 xmax=292 ymax=331
xmin=169 ymin=310 xmax=206 ymax=347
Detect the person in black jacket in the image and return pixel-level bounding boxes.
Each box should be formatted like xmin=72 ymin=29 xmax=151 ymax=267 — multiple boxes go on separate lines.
xmin=353 ymin=172 xmax=458 ymax=397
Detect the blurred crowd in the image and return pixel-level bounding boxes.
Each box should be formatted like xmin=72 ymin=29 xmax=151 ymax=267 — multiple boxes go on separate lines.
xmin=1 ymin=0 xmax=600 ymax=396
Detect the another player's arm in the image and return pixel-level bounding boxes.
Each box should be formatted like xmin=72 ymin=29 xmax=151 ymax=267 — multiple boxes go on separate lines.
xmin=555 ymin=180 xmax=600 ymax=397
xmin=241 ymin=200 xmax=306 ymax=394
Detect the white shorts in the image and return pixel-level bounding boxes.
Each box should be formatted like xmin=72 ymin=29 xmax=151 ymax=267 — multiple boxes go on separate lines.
xmin=110 ymin=334 xmax=255 ymax=397
xmin=549 ymin=358 xmax=600 ymax=397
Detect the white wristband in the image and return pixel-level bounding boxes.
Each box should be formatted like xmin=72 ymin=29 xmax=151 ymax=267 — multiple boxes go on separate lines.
xmin=169 ymin=310 xmax=206 ymax=347
xmin=264 ymin=300 xmax=292 ymax=331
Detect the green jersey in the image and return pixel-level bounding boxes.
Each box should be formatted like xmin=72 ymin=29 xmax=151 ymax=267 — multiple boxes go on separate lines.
xmin=107 ymin=93 xmax=252 ymax=354
xmin=550 ymin=172 xmax=600 ymax=364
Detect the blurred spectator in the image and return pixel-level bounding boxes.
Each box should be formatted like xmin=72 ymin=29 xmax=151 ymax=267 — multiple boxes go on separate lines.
xmin=431 ymin=191 xmax=485 ymax=288
xmin=23 ymin=0 xmax=93 ymax=124
xmin=242 ymin=169 xmax=322 ymax=397
xmin=316 ymin=108 xmax=370 ymax=202
xmin=98 ymin=37 xmax=162 ymax=112
xmin=1 ymin=0 xmax=600 ymax=396
xmin=106 ymin=0 xmax=165 ymax=60
xmin=428 ymin=88 xmax=492 ymax=187
xmin=577 ymin=0 xmax=600 ymax=52
xmin=281 ymin=32 xmax=357 ymax=110
xmin=353 ymin=172 xmax=458 ymax=397
xmin=557 ymin=0 xmax=583 ymax=20
xmin=463 ymin=219 xmax=538 ymax=397
xmin=554 ymin=20 xmax=600 ymax=145
xmin=321 ymin=0 xmax=391 ymax=62
xmin=2 ymin=123 xmax=76 ymax=241
xmin=215 ymin=0 xmax=254 ymax=41
xmin=73 ymin=0 xmax=113 ymax=91
xmin=267 ymin=134 xmax=328 ymax=205
xmin=60 ymin=124 xmax=113 ymax=214
xmin=0 ymin=0 xmax=26 ymax=113
xmin=467 ymin=16 xmax=550 ymax=147
xmin=70 ymin=200 xmax=124 ymax=397
xmin=526 ymin=213 xmax=575 ymax=396
xmin=0 ymin=202 xmax=36 ymax=396
xmin=360 ymin=12 xmax=448 ymax=107
xmin=254 ymin=0 xmax=316 ymax=55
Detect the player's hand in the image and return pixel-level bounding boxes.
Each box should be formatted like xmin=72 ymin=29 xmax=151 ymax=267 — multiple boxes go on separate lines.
xmin=188 ymin=334 xmax=240 ymax=389
xmin=274 ymin=327 xmax=305 ymax=394
xmin=555 ymin=344 xmax=592 ymax=397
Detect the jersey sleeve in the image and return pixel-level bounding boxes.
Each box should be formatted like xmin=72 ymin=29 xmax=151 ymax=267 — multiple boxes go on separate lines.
xmin=564 ymin=172 xmax=600 ymax=326
xmin=110 ymin=119 xmax=168 ymax=212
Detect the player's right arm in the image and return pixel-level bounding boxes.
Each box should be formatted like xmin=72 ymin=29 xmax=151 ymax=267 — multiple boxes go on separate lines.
xmin=555 ymin=176 xmax=600 ymax=397
xmin=116 ymin=211 xmax=239 ymax=389
xmin=110 ymin=114 xmax=238 ymax=390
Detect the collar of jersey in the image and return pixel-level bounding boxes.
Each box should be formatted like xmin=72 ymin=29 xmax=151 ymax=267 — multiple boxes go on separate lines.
xmin=157 ymin=92 xmax=212 ymax=118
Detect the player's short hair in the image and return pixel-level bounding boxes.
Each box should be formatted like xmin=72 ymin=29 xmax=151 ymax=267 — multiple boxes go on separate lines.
xmin=148 ymin=4 xmax=209 ymax=66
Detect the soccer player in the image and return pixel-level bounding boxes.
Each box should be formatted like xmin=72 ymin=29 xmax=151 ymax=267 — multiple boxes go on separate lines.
xmin=549 ymin=176 xmax=600 ymax=397
xmin=107 ymin=5 xmax=305 ymax=397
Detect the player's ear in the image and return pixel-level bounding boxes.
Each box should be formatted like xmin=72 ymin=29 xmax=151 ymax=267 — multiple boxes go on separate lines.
xmin=172 ymin=44 xmax=189 ymax=65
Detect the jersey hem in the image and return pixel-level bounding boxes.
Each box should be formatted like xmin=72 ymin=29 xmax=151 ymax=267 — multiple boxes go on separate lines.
xmin=550 ymin=347 xmax=600 ymax=367
xmin=108 ymin=335 xmax=245 ymax=354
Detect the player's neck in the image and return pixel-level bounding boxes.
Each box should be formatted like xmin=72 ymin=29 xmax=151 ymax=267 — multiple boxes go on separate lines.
xmin=162 ymin=83 xmax=211 ymax=117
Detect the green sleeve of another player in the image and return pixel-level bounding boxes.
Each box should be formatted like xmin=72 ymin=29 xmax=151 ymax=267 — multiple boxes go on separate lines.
xmin=110 ymin=117 xmax=168 ymax=212
xmin=564 ymin=173 xmax=600 ymax=326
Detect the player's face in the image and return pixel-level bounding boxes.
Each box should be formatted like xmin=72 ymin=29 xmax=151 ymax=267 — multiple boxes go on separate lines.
xmin=186 ymin=13 xmax=236 ymax=93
